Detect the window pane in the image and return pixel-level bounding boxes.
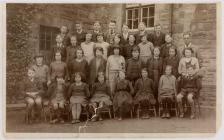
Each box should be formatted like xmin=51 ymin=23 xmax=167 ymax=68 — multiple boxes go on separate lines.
xmin=127 ymin=10 xmax=132 ymax=19
xmin=134 ymin=9 xmax=139 ymax=19
xmin=133 ymin=19 xmax=138 ymax=29
xmin=46 ymin=32 xmax=51 ymax=41
xmin=149 ymin=6 xmax=155 ymax=17
xmin=39 ymin=40 xmax=45 ymax=50
xmin=46 ymin=41 xmax=51 ymax=50
xmin=127 ymin=20 xmax=133 ymax=29
xmin=142 ymin=8 xmax=148 ymax=17
xmin=148 ymin=18 xmax=154 ymax=27
xmin=142 ymin=18 xmax=148 ymax=27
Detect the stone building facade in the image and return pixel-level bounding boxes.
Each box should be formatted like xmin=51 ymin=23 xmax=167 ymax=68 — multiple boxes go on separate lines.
xmin=6 ymin=4 xmax=217 ymax=108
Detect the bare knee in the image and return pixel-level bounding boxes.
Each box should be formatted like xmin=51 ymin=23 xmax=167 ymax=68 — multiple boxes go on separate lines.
xmin=187 ymin=93 xmax=194 ymax=103
xmin=176 ymin=93 xmax=183 ymax=102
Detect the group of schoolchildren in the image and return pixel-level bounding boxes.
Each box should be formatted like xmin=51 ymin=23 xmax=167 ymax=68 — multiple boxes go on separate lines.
xmin=20 ymin=20 xmax=203 ymax=124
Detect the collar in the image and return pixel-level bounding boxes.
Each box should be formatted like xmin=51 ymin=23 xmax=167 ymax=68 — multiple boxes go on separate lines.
xmin=57 ymin=43 xmax=63 ymax=47
xmin=139 ymin=30 xmax=146 ymax=35
xmin=77 ymin=29 xmax=83 ymax=34
xmin=94 ymin=30 xmax=100 ymax=34
xmin=184 ymin=43 xmax=192 ymax=48
xmin=154 ymin=56 xmax=159 ymax=59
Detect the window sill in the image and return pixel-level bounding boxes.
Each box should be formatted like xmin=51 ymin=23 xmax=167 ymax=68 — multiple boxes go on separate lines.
xmin=129 ymin=27 xmax=154 ymax=33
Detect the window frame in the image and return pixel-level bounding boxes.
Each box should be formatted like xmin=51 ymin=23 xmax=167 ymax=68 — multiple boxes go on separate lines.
xmin=125 ymin=4 xmax=155 ymax=31
xmin=39 ymin=25 xmax=60 ymax=51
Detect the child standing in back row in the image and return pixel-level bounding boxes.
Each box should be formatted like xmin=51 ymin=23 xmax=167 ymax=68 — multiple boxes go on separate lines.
xmin=81 ymin=32 xmax=95 ymax=63
xmin=138 ymin=34 xmax=154 ymax=65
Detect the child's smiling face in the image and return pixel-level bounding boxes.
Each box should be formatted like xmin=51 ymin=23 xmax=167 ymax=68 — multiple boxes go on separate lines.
xmin=129 ymin=35 xmax=135 ymax=43
xmin=141 ymin=70 xmax=148 ymax=78
xmin=165 ymin=66 xmax=172 ymax=75
xmin=35 ymin=57 xmax=43 ymax=65
xmin=153 ymin=48 xmax=160 ymax=57
xmin=86 ymin=33 xmax=92 ymax=42
xmin=184 ymin=49 xmax=192 ymax=58
xmin=114 ymin=36 xmax=120 ymax=44
xmin=98 ymin=75 xmax=105 ymax=83
xmin=138 ymin=22 xmax=146 ymax=31
xmin=141 ymin=36 xmax=147 ymax=43
xmin=55 ymin=52 xmax=62 ymax=61
xmin=132 ymin=50 xmax=139 ymax=59
xmin=93 ymin=22 xmax=101 ymax=31
xmin=75 ymin=74 xmax=81 ymax=83
xmin=56 ymin=35 xmax=63 ymax=44
xmin=122 ymin=25 xmax=129 ymax=33
xmin=28 ymin=69 xmax=35 ymax=78
xmin=169 ymin=48 xmax=176 ymax=57
xmin=76 ymin=50 xmax=83 ymax=59
xmin=165 ymin=34 xmax=172 ymax=43
xmin=70 ymin=37 xmax=77 ymax=45
xmin=97 ymin=35 xmax=104 ymax=42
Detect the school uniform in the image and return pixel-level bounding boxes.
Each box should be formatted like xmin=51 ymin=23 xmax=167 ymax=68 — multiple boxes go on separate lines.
xmin=81 ymin=41 xmax=95 ymax=63
xmin=126 ymin=58 xmax=143 ymax=85
xmin=73 ymin=30 xmax=86 ymax=46
xmin=60 ymin=33 xmax=71 ymax=47
xmin=88 ymin=57 xmax=107 ymax=85
xmin=113 ymin=79 xmax=134 ymax=115
xmin=32 ymin=64 xmax=49 ymax=95
xmin=20 ymin=77 xmax=44 ymax=100
xmin=90 ymin=82 xmax=112 ymax=106
xmin=95 ymin=42 xmax=110 ymax=60
xmin=158 ymin=75 xmax=176 ymax=100
xmin=50 ymin=43 xmax=67 ymax=62
xmin=134 ymin=77 xmax=156 ymax=115
xmin=68 ymin=59 xmax=89 ymax=82
xmin=49 ymin=61 xmax=68 ymax=81
xmin=123 ymin=43 xmax=136 ymax=60
xmin=147 ymin=56 xmax=163 ymax=99
xmin=68 ymin=82 xmax=90 ymax=106
xmin=138 ymin=42 xmax=154 ymax=64
xmin=91 ymin=30 xmax=100 ymax=42
xmin=149 ymin=32 xmax=166 ymax=48
xmin=163 ymin=56 xmax=179 ymax=78
xmin=66 ymin=45 xmax=79 ymax=65
xmin=47 ymin=82 xmax=67 ymax=108
xmin=120 ymin=32 xmax=129 ymax=46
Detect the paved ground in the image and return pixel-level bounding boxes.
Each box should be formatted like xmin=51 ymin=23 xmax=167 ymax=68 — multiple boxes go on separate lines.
xmin=5 ymin=108 xmax=216 ymax=133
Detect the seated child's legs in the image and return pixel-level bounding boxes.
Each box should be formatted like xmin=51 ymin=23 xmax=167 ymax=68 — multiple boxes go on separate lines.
xmin=25 ymin=97 xmax=35 ymax=109
xmin=58 ymin=101 xmax=65 ymax=109
xmin=176 ymin=92 xmax=185 ymax=115
xmin=34 ymin=96 xmax=42 ymax=109
xmin=89 ymin=102 xmax=97 ymax=115
xmin=71 ymin=103 xmax=82 ymax=121
xmin=187 ymin=92 xmax=195 ymax=117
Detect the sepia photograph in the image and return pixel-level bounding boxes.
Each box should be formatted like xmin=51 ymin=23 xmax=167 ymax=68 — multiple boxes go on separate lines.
xmin=3 ymin=2 xmax=221 ymax=137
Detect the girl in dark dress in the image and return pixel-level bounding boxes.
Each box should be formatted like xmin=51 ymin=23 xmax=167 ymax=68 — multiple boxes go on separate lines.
xmin=134 ymin=68 xmax=156 ymax=119
xmin=126 ymin=46 xmax=143 ymax=87
xmin=163 ymin=46 xmax=179 ymax=78
xmin=113 ymin=71 xmax=134 ymax=120
xmin=89 ymin=72 xmax=112 ymax=121
xmin=68 ymin=48 xmax=89 ymax=82
xmin=67 ymin=72 xmax=90 ymax=124
xmin=147 ymin=47 xmax=163 ymax=100
xmin=124 ymin=34 xmax=136 ymax=60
